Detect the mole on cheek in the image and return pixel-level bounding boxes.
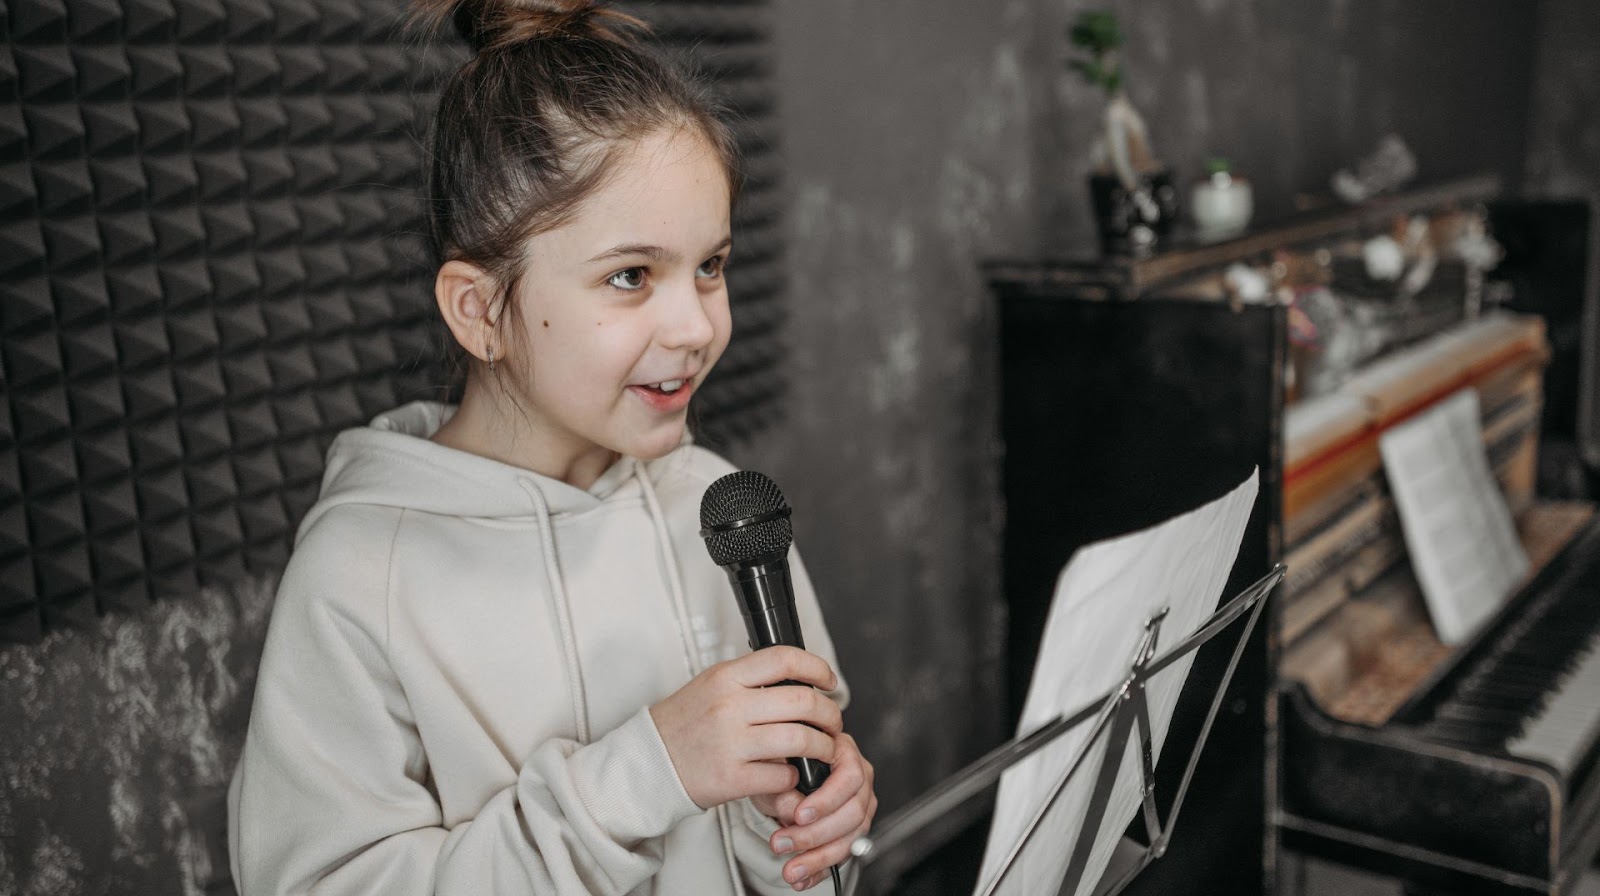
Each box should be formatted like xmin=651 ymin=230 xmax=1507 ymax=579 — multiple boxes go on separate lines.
xmin=542 ymin=320 xmax=549 ymax=328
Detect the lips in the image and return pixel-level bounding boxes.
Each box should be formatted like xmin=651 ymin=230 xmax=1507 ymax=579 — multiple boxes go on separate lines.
xmin=628 ymin=376 xmax=697 ymax=412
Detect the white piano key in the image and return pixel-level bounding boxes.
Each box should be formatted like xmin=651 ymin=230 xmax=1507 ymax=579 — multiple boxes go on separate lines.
xmin=1508 ymin=634 xmax=1600 ymax=775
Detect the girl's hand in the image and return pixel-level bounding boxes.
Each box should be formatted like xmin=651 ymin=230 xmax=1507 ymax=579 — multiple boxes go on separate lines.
xmin=650 ymin=646 xmax=843 ymax=811
xmin=763 ymin=732 xmax=877 ymax=891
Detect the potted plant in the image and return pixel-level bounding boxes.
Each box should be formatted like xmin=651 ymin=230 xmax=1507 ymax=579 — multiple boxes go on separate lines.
xmin=1068 ymin=10 xmax=1178 ymax=254
xmin=1190 ymin=157 xmax=1254 ymax=240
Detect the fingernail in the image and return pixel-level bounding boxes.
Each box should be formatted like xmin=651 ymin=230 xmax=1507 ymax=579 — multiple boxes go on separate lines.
xmin=788 ymin=865 xmax=809 ymax=885
xmin=774 ymin=837 xmax=794 ymax=854
xmin=797 ymin=807 xmax=816 ymax=824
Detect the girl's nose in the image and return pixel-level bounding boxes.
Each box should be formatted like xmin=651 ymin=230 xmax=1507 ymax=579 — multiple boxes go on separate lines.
xmin=659 ymin=277 xmax=716 ymax=351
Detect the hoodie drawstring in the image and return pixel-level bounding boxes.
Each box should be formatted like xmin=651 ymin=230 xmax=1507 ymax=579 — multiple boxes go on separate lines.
xmin=635 ymin=460 xmax=747 ymax=896
xmin=519 ymin=478 xmax=592 ymax=744
xmin=635 ymin=460 xmax=701 ymax=680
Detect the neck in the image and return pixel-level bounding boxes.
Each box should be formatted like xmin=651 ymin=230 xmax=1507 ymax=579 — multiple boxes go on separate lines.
xmin=431 ymin=383 xmax=620 ymax=490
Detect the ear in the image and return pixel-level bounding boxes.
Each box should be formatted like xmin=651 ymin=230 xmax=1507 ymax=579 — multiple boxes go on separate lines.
xmin=434 ymin=260 xmax=503 ymax=361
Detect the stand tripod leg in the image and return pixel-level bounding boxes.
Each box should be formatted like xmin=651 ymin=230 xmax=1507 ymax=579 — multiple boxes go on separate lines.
xmin=1058 ymin=692 xmax=1142 ymax=895
xmin=1134 ymin=691 xmax=1161 ymax=847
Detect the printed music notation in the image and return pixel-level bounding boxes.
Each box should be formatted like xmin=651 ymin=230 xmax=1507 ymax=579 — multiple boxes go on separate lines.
xmin=1378 ymin=388 xmax=1529 ymax=645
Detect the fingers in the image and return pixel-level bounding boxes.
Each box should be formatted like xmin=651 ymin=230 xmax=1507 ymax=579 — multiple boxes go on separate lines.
xmin=779 ymin=797 xmax=865 ymax=861
xmin=788 ymin=733 xmax=866 ymax=823
xmin=650 ymin=648 xmax=841 ymax=811
xmin=774 ymin=784 xmax=872 ymax=861
xmin=771 ymin=734 xmax=876 ymax=890
xmin=727 ymin=645 xmax=838 ymax=691
xmin=738 ymin=759 xmax=803 ymax=798
xmin=740 ymin=721 xmax=837 ymax=766
xmin=751 ymin=786 xmax=804 ymax=827
xmin=769 ymin=788 xmax=804 ymax=826
xmin=743 ymin=683 xmax=843 ymax=734
xmin=781 ymin=794 xmax=876 ymax=891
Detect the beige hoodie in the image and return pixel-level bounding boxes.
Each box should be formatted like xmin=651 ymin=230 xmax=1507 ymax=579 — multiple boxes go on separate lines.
xmin=228 ymin=402 xmax=846 ymax=895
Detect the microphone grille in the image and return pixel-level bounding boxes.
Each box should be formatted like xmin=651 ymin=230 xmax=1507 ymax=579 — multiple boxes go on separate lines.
xmin=699 ymin=470 xmax=793 ymax=566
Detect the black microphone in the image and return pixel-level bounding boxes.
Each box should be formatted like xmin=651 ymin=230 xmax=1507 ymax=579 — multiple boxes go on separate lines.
xmin=699 ymin=470 xmax=831 ymax=795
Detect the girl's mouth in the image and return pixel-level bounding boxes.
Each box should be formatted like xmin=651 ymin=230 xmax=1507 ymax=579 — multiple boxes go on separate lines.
xmin=628 ymin=378 xmax=695 ymax=411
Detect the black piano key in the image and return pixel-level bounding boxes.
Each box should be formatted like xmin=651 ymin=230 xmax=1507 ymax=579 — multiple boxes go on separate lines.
xmin=1416 ymin=531 xmax=1600 ymax=765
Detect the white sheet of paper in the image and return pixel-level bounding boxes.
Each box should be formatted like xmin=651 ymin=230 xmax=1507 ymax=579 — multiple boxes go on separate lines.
xmin=1378 ymin=388 xmax=1528 ymax=644
xmin=975 ymin=470 xmax=1260 ymax=896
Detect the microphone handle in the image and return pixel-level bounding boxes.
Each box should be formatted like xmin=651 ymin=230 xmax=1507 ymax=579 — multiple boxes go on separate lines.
xmin=727 ymin=559 xmax=832 ymax=795
xmin=730 ymin=559 xmax=806 ymax=649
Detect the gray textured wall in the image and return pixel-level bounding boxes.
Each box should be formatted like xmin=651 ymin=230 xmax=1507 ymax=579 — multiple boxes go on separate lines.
xmin=1526 ymin=0 xmax=1600 ymax=200
xmin=1525 ymin=0 xmax=1600 ymax=472
xmin=750 ymin=1 xmax=1043 ymax=812
xmin=0 ymin=579 xmax=274 ymax=895
xmin=1036 ymin=0 xmax=1539 ymax=243
xmin=742 ymin=0 xmax=1552 ymax=826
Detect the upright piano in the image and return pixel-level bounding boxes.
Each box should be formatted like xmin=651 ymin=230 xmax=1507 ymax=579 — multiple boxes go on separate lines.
xmin=1275 ymin=309 xmax=1600 ymax=894
xmin=990 ymin=175 xmax=1598 ymax=895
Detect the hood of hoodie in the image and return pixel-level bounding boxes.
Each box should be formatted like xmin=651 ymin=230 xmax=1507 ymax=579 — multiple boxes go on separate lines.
xmin=298 ymin=400 xmax=666 ymax=538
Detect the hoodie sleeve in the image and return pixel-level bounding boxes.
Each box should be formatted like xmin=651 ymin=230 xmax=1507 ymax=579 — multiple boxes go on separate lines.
xmin=726 ymin=546 xmax=856 ymax=895
xmin=228 ymin=509 xmax=703 ymax=896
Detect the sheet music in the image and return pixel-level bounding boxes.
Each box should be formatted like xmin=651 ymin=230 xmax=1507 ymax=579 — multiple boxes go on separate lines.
xmin=1378 ymin=388 xmax=1528 ymax=645
xmin=975 ymin=470 xmax=1259 ymax=896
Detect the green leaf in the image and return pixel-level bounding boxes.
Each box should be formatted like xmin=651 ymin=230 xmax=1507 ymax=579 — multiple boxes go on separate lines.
xmin=1068 ymin=10 xmax=1122 ymax=53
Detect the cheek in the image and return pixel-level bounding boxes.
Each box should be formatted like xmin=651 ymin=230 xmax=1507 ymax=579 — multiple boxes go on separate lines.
xmin=708 ymin=295 xmax=734 ymax=355
xmin=538 ymin=318 xmax=650 ymax=388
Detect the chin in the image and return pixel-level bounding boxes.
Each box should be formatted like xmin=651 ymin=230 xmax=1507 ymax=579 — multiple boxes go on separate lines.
xmin=626 ymin=422 xmax=689 ymax=461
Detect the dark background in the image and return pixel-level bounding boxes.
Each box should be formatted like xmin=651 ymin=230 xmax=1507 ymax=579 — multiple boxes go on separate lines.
xmin=747 ymin=0 xmax=1600 ymax=819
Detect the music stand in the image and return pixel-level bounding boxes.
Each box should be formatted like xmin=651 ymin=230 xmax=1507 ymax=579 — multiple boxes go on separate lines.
xmin=846 ymin=564 xmax=1285 ymax=896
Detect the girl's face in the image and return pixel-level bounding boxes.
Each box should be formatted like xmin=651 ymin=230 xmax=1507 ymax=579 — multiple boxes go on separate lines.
xmin=499 ymin=127 xmax=733 ymax=476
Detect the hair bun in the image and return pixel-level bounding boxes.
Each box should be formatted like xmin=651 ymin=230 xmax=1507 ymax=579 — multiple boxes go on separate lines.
xmin=422 ymin=0 xmax=646 ymax=54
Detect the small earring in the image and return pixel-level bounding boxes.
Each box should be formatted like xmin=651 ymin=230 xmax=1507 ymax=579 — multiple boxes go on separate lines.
xmin=486 ymin=345 xmax=495 ymax=372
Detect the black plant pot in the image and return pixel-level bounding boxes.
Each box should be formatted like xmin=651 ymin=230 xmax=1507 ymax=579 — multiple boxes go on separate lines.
xmin=1088 ymin=168 xmax=1180 ymax=256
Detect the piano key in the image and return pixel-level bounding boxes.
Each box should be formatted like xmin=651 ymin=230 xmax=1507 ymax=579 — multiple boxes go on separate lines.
xmin=1508 ymin=637 xmax=1600 ymax=774
xmin=1417 ymin=521 xmax=1600 ymax=772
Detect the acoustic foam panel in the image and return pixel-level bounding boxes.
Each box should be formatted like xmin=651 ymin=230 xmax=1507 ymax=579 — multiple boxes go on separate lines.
xmin=1 ymin=0 xmax=787 ymax=643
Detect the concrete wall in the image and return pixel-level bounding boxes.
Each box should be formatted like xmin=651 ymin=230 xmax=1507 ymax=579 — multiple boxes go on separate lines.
xmin=735 ymin=0 xmax=1552 ymax=835
xmin=1526 ymin=0 xmax=1600 ymax=200
xmin=749 ymin=1 xmax=1043 ymax=813
xmin=1525 ymin=0 xmax=1600 ymax=472
xmin=1037 ymin=0 xmax=1540 ymax=244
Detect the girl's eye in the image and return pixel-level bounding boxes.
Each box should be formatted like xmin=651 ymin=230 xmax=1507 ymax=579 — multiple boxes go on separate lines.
xmin=608 ymin=267 xmax=647 ymax=291
xmin=696 ymin=256 xmax=726 ymax=279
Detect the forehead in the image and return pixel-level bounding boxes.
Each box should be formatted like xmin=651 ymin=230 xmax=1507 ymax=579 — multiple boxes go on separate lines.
xmin=541 ymin=128 xmax=731 ymax=253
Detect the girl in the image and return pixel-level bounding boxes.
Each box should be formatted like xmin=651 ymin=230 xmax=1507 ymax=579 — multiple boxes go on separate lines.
xmin=226 ymin=1 xmax=876 ymax=893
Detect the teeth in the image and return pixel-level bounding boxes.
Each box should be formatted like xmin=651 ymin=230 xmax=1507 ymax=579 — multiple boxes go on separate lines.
xmin=656 ymin=379 xmax=684 ymax=393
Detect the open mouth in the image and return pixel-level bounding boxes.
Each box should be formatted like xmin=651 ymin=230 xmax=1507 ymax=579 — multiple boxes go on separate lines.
xmin=628 ymin=377 xmax=696 ymax=410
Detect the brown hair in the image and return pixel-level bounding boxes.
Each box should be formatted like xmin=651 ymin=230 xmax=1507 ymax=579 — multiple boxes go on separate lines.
xmin=411 ymin=0 xmax=744 ymax=381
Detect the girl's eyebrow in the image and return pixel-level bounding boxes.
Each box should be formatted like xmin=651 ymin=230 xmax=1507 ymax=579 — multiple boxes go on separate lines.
xmin=587 ymin=235 xmax=733 ymax=265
